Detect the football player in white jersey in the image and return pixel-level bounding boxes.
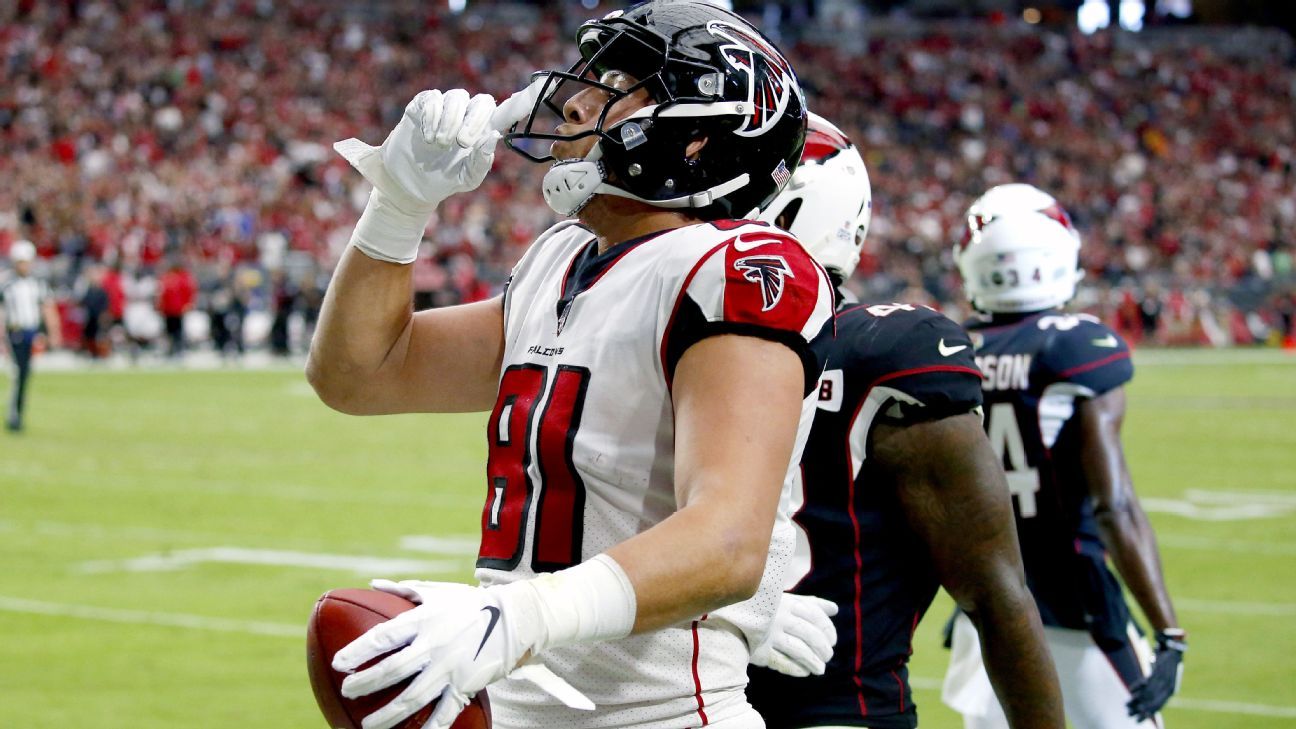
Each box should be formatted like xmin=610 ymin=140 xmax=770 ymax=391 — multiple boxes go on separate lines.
xmin=308 ymin=3 xmax=834 ymax=729
xmin=745 ymin=117 xmax=1064 ymax=729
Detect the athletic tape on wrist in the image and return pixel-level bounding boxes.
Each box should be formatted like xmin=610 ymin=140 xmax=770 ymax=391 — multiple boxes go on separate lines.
xmin=347 ymin=187 xmax=435 ymax=264
xmin=498 ymin=554 xmax=638 ymax=654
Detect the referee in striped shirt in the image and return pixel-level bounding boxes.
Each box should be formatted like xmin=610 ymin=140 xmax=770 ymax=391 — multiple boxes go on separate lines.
xmin=1 ymin=241 xmax=62 ymax=433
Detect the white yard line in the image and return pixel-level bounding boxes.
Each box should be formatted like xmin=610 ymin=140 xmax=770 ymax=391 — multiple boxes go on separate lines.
xmin=0 ymin=518 xmax=291 ymax=546
xmin=1141 ymin=489 xmax=1296 ymax=521
xmin=1164 ymin=697 xmax=1296 ymax=719
xmin=1141 ymin=498 xmax=1295 ymax=521
xmin=909 ymin=676 xmax=1296 ymax=718
xmin=2 ymin=464 xmax=483 ymax=509
xmin=1184 ymin=489 xmax=1296 ymax=506
xmin=0 ymin=595 xmax=301 ymax=637
xmin=76 ymin=546 xmax=462 ymax=576
xmin=1 ymin=520 xmax=484 ymax=556
xmin=399 ymin=535 xmax=482 ymax=555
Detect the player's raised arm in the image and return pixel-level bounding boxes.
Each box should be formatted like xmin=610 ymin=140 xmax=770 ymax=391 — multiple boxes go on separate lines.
xmin=308 ymin=87 xmax=531 ymax=415
xmin=1077 ymin=387 xmax=1185 ymax=720
xmin=873 ymin=411 xmax=1064 ymax=728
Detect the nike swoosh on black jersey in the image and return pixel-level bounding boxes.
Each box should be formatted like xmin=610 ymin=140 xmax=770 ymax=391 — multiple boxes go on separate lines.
xmin=475 ymin=605 xmax=502 ymax=660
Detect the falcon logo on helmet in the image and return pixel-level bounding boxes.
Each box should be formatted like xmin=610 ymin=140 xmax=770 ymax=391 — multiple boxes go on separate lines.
xmin=734 ymin=255 xmax=795 ymax=311
xmin=707 ymin=21 xmax=801 ymax=138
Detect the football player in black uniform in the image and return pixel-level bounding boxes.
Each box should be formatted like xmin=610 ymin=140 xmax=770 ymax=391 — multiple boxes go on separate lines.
xmin=942 ymin=184 xmax=1185 ymax=729
xmin=745 ymin=116 xmax=1064 ymax=729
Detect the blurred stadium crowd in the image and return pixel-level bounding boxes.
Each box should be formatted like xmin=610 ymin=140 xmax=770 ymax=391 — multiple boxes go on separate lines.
xmin=2 ymin=0 xmax=1294 ymax=358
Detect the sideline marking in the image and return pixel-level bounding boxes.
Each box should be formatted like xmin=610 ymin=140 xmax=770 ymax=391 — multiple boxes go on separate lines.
xmin=76 ymin=547 xmax=460 ymax=576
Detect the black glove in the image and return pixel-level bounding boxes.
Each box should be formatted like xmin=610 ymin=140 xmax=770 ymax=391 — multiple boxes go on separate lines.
xmin=1126 ymin=628 xmax=1187 ymax=721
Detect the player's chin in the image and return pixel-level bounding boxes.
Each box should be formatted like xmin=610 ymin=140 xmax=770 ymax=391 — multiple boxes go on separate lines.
xmin=551 ymin=137 xmax=594 ymax=162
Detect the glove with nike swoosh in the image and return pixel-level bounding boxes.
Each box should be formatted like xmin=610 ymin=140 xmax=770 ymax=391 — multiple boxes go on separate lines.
xmin=333 ymin=554 xmax=636 ymax=729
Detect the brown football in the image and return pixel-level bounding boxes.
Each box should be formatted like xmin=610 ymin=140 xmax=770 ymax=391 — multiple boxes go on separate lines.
xmin=306 ymin=588 xmax=491 ymax=729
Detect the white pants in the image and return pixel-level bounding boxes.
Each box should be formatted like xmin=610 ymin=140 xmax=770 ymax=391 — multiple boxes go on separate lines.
xmin=941 ymin=612 xmax=1161 ymax=729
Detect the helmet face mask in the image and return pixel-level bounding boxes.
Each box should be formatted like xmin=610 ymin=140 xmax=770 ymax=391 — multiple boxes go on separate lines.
xmin=504 ymin=27 xmax=680 ymax=166
xmin=954 ymin=184 xmax=1084 ymax=314
xmin=504 ymin=1 xmax=807 ymax=219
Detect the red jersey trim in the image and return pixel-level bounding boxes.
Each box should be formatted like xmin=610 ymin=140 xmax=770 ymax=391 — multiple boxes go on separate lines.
xmin=691 ymin=618 xmax=709 ymax=726
xmin=843 ymin=394 xmax=870 ymax=720
xmin=842 ymin=363 xmax=983 ymax=719
xmin=1056 ymin=350 xmax=1131 ymax=380
xmin=871 ymin=365 xmax=985 ymax=389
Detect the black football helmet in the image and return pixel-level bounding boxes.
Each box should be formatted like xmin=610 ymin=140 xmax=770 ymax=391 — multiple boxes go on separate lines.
xmin=504 ymin=1 xmax=807 ymax=219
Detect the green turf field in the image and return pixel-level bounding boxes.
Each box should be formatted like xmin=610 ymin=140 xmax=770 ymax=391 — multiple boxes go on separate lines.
xmin=2 ymin=349 xmax=1294 ymax=727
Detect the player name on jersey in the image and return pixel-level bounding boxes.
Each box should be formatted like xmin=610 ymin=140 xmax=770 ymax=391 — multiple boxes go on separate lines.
xmin=976 ymin=353 xmax=1032 ymax=391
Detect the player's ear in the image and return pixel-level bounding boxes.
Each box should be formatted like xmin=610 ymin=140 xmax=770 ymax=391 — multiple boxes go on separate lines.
xmin=685 ymin=136 xmax=709 ymax=160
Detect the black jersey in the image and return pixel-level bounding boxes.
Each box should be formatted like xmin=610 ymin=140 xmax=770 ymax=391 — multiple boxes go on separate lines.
xmin=749 ymin=302 xmax=983 ymax=729
xmin=964 ymin=309 xmax=1136 ymax=650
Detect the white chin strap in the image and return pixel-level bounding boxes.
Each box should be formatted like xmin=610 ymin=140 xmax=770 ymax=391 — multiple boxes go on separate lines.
xmin=541 ymin=119 xmax=751 ymax=217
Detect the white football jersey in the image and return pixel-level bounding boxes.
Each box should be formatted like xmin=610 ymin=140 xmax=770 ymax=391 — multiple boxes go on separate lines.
xmin=474 ymin=218 xmax=834 ymax=729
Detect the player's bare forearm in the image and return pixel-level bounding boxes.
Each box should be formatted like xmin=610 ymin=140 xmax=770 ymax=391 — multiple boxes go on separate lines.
xmin=1079 ymin=390 xmax=1180 ymax=632
xmin=607 ymin=499 xmax=770 ymax=633
xmin=1096 ymin=498 xmax=1179 ymax=631
xmin=307 ymin=247 xmax=418 ymax=413
xmin=877 ymin=413 xmax=1064 ymax=729
xmin=969 ymin=592 xmax=1063 ymax=729
xmin=307 ymin=247 xmax=505 ymax=414
xmin=608 ymin=334 xmax=803 ymax=633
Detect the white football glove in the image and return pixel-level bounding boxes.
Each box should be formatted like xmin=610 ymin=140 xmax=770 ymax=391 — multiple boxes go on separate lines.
xmin=332 ymin=579 xmax=592 ymax=729
xmin=334 ymin=80 xmax=541 ymax=264
xmin=749 ymin=592 xmax=839 ymax=678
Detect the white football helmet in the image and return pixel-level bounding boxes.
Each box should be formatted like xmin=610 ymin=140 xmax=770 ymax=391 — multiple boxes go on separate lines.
xmin=9 ymin=240 xmax=36 ymax=263
xmin=759 ymin=113 xmax=871 ymax=281
xmin=954 ymin=183 xmax=1083 ymax=314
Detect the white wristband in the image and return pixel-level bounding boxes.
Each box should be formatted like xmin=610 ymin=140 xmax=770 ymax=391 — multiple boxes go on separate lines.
xmin=495 ymin=554 xmax=637 ymax=654
xmin=349 ymin=187 xmax=433 ymax=265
